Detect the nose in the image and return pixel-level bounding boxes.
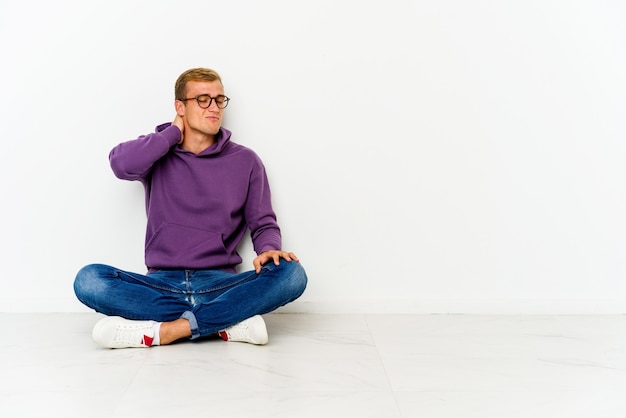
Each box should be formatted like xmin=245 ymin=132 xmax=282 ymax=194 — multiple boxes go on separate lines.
xmin=208 ymin=99 xmax=221 ymax=111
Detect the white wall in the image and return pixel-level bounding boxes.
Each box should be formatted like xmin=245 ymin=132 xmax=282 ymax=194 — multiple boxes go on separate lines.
xmin=1 ymin=0 xmax=625 ymax=313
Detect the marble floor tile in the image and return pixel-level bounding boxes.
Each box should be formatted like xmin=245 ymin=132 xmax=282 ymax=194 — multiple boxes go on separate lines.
xmin=394 ymin=390 xmax=626 ymax=418
xmin=2 ymin=312 xmax=626 ymax=417
xmin=367 ymin=314 xmax=626 ymax=392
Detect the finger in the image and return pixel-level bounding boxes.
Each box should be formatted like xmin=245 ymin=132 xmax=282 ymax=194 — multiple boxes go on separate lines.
xmin=281 ymin=252 xmax=292 ymax=262
xmin=281 ymin=252 xmax=298 ymax=262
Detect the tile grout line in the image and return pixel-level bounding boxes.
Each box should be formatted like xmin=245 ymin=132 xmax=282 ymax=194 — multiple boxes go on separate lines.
xmin=365 ymin=314 xmax=405 ymax=418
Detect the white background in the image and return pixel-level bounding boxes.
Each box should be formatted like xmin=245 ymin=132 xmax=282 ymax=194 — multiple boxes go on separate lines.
xmin=1 ymin=0 xmax=624 ymax=313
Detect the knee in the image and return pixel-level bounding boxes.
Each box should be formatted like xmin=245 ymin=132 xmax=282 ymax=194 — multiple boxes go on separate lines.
xmin=283 ymin=261 xmax=308 ymax=297
xmin=73 ymin=264 xmax=110 ymax=302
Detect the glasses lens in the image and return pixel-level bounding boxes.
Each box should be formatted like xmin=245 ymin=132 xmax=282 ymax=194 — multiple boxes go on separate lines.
xmin=196 ymin=95 xmax=211 ymax=108
xmin=216 ymin=96 xmax=229 ymax=109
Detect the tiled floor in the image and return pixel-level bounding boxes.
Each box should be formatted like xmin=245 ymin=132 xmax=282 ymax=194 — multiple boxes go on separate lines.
xmin=2 ymin=313 xmax=626 ymax=417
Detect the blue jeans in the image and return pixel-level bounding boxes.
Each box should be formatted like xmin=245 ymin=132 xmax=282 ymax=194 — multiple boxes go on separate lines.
xmin=73 ymin=261 xmax=307 ymax=339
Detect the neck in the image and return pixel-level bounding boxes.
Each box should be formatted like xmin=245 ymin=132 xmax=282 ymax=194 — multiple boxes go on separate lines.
xmin=181 ymin=133 xmax=216 ymax=155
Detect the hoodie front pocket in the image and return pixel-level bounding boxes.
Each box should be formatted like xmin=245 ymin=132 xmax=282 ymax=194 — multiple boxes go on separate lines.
xmin=145 ymin=222 xmax=228 ymax=267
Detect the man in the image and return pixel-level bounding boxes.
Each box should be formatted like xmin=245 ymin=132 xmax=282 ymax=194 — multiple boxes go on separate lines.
xmin=74 ymin=68 xmax=307 ymax=349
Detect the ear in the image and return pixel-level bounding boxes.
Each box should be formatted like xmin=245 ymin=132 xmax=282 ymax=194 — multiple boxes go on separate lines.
xmin=175 ymin=100 xmax=185 ymax=117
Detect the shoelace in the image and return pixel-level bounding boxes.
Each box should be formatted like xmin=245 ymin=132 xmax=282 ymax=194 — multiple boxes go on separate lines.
xmin=113 ymin=326 xmax=152 ymax=345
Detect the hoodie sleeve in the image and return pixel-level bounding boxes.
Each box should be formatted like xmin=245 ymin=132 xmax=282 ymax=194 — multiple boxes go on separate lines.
xmin=109 ymin=123 xmax=181 ymax=181
xmin=245 ymin=157 xmax=282 ymax=254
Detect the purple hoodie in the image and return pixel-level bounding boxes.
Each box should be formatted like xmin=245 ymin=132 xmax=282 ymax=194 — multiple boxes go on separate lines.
xmin=109 ymin=123 xmax=281 ymax=272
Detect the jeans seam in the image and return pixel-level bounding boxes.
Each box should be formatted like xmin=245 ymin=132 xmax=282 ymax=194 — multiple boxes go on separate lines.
xmin=118 ymin=270 xmax=185 ymax=294
xmin=193 ymin=270 xmax=257 ymax=294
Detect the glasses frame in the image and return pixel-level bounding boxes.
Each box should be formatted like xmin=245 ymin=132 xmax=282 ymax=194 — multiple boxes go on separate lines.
xmin=179 ymin=94 xmax=230 ymax=109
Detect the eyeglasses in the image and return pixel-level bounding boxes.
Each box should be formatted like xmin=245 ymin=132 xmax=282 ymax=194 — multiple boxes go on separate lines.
xmin=179 ymin=94 xmax=230 ymax=109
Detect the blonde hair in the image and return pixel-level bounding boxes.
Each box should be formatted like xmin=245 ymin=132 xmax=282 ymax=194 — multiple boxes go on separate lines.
xmin=175 ymin=68 xmax=223 ymax=100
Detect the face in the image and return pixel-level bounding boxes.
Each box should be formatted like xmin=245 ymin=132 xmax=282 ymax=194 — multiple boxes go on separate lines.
xmin=176 ymin=80 xmax=225 ymax=138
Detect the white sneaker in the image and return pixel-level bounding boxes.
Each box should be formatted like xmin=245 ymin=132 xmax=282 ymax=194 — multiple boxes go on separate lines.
xmin=218 ymin=315 xmax=268 ymax=345
xmin=92 ymin=316 xmax=156 ymax=348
